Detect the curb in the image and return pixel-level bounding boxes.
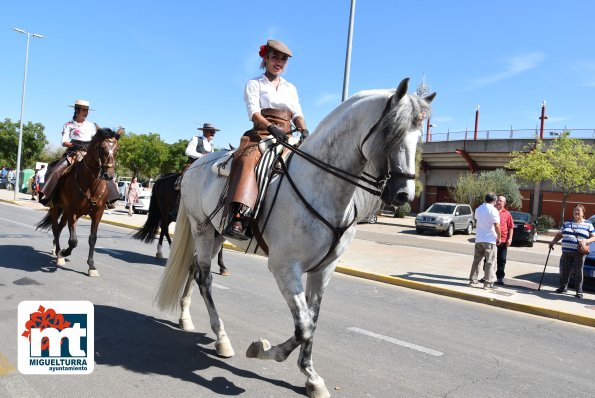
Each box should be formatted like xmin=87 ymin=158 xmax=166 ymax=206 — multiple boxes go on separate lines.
xmin=333 ymin=266 xmax=595 ymax=328
xmin=2 ymin=199 xmax=592 ymax=328
xmin=219 ymin=241 xmax=594 ymax=328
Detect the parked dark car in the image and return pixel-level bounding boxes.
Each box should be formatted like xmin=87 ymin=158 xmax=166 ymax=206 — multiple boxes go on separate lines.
xmin=509 ymin=211 xmax=538 ymax=247
xmin=0 ymin=175 xmax=16 ymax=190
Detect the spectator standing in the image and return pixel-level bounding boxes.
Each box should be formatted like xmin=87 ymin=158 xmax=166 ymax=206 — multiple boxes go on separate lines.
xmin=126 ymin=176 xmax=141 ymax=217
xmin=37 ymin=165 xmax=46 ymax=191
xmin=31 ymin=170 xmax=39 ymax=200
xmin=469 ymin=193 xmax=501 ymax=289
xmin=548 ymin=204 xmax=595 ymax=299
xmin=495 ymin=195 xmax=514 ymax=285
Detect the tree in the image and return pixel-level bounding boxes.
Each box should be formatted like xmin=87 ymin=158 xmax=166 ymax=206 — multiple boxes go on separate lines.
xmin=507 ymin=131 xmax=595 ymax=223
xmin=159 ymin=139 xmax=189 ymax=174
xmin=116 ymin=132 xmax=169 ymax=180
xmin=449 ymin=169 xmax=522 ymax=209
xmin=38 ymin=146 xmax=65 ymax=164
xmin=0 ymin=118 xmax=47 ymax=169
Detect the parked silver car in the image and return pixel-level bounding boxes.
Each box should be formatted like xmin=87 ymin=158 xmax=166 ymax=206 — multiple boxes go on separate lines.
xmin=415 ymin=203 xmax=474 ymax=237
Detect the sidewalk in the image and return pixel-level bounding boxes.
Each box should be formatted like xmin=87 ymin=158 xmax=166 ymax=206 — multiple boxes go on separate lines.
xmin=2 ymin=188 xmax=594 ymax=328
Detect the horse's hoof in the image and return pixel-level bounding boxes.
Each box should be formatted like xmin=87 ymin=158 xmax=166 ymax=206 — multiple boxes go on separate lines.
xmin=56 ymin=257 xmax=65 ymax=266
xmin=246 ymin=338 xmax=271 ymax=359
xmin=215 ymin=335 xmax=235 ymax=358
xmin=155 ymin=252 xmax=163 ymax=259
xmin=88 ymin=269 xmax=100 ymax=277
xmin=179 ymin=318 xmax=195 ymax=331
xmin=220 ymin=268 xmax=230 ymax=276
xmin=306 ymin=379 xmax=331 ymax=398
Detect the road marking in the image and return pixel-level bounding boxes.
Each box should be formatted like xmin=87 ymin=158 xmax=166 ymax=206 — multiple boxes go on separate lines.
xmin=212 ymin=283 xmax=229 ymax=290
xmin=0 ymin=353 xmax=16 ymax=375
xmin=0 ymin=217 xmax=37 ymax=229
xmin=348 ymin=327 xmax=444 ymax=357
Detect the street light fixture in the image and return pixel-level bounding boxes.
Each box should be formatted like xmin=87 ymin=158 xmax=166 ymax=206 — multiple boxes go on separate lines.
xmin=12 ymin=28 xmax=44 ymax=200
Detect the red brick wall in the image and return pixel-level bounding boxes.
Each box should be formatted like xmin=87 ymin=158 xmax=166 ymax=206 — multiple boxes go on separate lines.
xmin=540 ymin=192 xmax=595 ymax=223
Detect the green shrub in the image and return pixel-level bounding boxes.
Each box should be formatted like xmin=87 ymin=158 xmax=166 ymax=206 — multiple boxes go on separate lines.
xmin=536 ymin=214 xmax=556 ymax=232
xmin=394 ymin=202 xmax=411 ymax=218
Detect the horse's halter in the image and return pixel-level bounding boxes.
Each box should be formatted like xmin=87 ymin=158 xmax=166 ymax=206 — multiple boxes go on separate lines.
xmin=359 ymin=95 xmax=421 ymax=195
xmin=93 ymin=138 xmax=118 ymax=180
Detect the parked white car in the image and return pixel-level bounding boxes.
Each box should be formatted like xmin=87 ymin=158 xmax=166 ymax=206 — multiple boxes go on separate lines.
xmin=117 ymin=181 xmax=130 ymax=200
xmin=125 ymin=188 xmax=152 ymax=214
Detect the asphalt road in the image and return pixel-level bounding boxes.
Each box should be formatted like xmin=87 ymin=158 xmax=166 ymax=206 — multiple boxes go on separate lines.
xmin=1 ymin=204 xmax=594 ymax=398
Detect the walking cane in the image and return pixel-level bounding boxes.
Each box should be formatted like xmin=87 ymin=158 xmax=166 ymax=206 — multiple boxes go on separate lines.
xmin=537 ymin=246 xmax=553 ymax=291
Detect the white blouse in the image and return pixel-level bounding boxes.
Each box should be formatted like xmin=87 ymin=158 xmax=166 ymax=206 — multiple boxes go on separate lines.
xmin=244 ymin=74 xmax=303 ymax=121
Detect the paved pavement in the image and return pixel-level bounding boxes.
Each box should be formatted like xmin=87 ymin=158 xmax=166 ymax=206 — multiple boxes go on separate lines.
xmin=2 ymin=187 xmax=594 ymax=328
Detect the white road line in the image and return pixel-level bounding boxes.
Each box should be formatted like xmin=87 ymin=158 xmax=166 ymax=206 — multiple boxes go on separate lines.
xmin=348 ymin=326 xmax=444 ymax=357
xmin=212 ymin=283 xmax=229 ymax=290
xmin=0 ymin=217 xmax=37 ymax=229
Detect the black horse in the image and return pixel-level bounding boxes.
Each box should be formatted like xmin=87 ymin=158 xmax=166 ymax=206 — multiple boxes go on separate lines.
xmin=132 ymin=173 xmax=229 ymax=275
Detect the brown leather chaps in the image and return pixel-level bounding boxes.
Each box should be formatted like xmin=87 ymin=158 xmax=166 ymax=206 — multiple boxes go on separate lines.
xmin=226 ymin=108 xmax=292 ymax=212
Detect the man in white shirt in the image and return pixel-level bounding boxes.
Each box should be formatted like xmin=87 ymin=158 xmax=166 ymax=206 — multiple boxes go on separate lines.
xmin=469 ymin=193 xmax=501 ymax=289
xmin=174 ymin=123 xmax=218 ymax=191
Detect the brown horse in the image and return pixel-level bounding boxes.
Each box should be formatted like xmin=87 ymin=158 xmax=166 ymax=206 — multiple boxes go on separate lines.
xmin=36 ymin=128 xmax=124 ymax=276
xmin=132 ymin=172 xmax=229 ymax=275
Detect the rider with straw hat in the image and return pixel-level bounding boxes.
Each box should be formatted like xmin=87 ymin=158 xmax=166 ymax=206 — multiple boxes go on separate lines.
xmin=39 ymin=99 xmax=119 ymax=206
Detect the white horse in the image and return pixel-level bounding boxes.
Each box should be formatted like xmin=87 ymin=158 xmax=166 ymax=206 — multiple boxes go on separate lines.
xmin=155 ymin=78 xmax=435 ymax=398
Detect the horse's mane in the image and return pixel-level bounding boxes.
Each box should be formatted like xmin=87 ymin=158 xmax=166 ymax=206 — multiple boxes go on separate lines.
xmin=312 ymin=88 xmax=431 ymax=154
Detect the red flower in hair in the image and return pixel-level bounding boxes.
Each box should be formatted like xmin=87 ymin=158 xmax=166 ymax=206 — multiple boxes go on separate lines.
xmin=259 ymin=45 xmax=267 ymax=58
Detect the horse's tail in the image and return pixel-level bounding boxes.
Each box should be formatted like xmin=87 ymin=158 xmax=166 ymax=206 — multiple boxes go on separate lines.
xmin=132 ymin=186 xmax=161 ymax=244
xmin=36 ymin=208 xmax=63 ymax=231
xmin=154 ymin=198 xmax=195 ymax=313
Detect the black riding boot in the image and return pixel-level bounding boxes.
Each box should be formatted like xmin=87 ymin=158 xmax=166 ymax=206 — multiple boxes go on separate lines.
xmin=223 ymin=203 xmax=251 ymax=241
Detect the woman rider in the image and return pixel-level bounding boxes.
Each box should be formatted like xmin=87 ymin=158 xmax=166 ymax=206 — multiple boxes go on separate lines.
xmin=223 ymin=39 xmax=309 ymax=240
xmin=39 ymin=99 xmax=119 ymax=206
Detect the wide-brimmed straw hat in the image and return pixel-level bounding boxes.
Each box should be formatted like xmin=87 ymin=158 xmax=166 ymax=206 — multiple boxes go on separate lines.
xmin=266 ymin=39 xmax=292 ymax=57
xmin=197 ymin=123 xmax=220 ymax=132
xmin=68 ymin=99 xmax=94 ymax=110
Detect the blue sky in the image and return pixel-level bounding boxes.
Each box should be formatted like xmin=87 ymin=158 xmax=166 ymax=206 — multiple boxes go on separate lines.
xmin=2 ymin=1 xmax=594 ymax=149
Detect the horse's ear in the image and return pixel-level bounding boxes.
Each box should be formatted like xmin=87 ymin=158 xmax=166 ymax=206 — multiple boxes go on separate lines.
xmin=395 ymin=78 xmax=410 ymax=101
xmin=94 ymin=123 xmax=102 ymax=130
xmin=425 ymin=92 xmax=437 ymax=103
xmin=116 ymin=128 xmax=125 ymax=139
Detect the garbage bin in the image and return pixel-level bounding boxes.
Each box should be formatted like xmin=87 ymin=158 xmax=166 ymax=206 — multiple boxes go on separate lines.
xmin=20 ymin=169 xmax=34 ymax=193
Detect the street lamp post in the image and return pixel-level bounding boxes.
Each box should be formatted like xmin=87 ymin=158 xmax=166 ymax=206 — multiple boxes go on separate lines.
xmin=12 ymin=28 xmax=44 ymax=200
xmin=341 ymin=0 xmax=356 ymax=102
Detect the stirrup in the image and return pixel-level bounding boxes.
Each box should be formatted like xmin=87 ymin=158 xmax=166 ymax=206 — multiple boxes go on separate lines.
xmin=223 ymin=221 xmax=249 ymax=241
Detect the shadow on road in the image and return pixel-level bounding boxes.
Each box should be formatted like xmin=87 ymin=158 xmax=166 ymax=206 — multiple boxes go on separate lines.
xmin=0 ymin=244 xmax=88 ymax=276
xmin=95 ymin=247 xmax=166 ymax=267
xmin=94 ymin=305 xmax=305 ymax=396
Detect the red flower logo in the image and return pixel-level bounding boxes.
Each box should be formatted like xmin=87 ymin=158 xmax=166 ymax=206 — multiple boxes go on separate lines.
xmin=21 ymin=305 xmax=72 ymax=350
xmin=259 ymin=44 xmax=266 ymax=58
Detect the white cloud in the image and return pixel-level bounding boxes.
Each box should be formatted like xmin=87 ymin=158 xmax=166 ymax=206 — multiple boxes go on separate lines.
xmin=315 ymin=93 xmax=340 ymax=107
xmin=468 ymin=52 xmax=545 ymax=88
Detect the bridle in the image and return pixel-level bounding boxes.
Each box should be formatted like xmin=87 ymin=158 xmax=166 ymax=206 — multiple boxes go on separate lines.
xmin=259 ymin=95 xmax=419 ymax=272
xmin=74 ymin=137 xmax=117 ymax=207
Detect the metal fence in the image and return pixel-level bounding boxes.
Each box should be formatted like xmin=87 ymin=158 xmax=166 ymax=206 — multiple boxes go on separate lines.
xmin=425 ymin=128 xmax=595 ymax=142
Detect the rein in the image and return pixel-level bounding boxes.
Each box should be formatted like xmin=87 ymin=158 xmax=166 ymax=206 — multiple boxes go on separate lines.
xmin=274 ymin=94 xmax=416 ymax=196
xmin=277 ymin=154 xmax=358 ymax=273
xmin=74 ymin=141 xmax=112 ymax=207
